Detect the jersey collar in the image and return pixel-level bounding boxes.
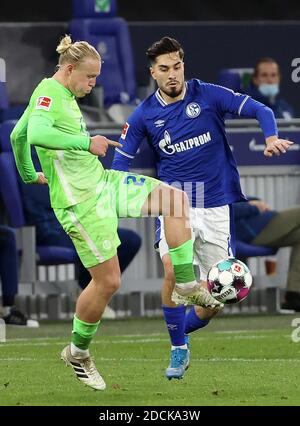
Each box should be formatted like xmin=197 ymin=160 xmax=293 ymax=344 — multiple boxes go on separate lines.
xmin=155 ymin=82 xmax=187 ymax=107
xmin=50 ymin=78 xmax=75 ymax=98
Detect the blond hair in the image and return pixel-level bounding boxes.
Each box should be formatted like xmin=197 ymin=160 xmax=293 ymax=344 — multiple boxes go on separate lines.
xmin=56 ymin=35 xmax=101 ymax=67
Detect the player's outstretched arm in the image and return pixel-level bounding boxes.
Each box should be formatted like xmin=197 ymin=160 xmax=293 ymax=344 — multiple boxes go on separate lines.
xmin=264 ymin=135 xmax=294 ymax=157
xmin=27 ymin=115 xmax=91 ymax=151
xmin=10 ymin=111 xmax=39 ymax=184
xmin=237 ymin=97 xmax=294 ymax=157
xmin=89 ymin=135 xmax=122 ymax=157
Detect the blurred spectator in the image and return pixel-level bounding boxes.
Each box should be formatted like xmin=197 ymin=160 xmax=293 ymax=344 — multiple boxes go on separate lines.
xmin=233 ymin=197 xmax=300 ymax=311
xmin=0 ymin=224 xmax=39 ymax=326
xmin=244 ymin=57 xmax=294 ymax=119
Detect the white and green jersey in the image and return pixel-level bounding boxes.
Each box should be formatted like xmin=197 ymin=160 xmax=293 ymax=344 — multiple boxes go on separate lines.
xmin=11 ymin=78 xmax=104 ymax=208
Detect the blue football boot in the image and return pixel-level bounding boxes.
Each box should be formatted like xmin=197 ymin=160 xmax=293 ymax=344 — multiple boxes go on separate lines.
xmin=184 ymin=333 xmax=190 ymax=352
xmin=165 ymin=347 xmax=190 ymax=380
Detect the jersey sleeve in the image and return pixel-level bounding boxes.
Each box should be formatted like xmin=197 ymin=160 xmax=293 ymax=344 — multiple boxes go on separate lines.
xmin=29 ymin=86 xmax=61 ymax=124
xmin=239 ymin=97 xmax=278 ymax=138
xmin=112 ymin=106 xmax=146 ymax=171
xmin=202 ymin=82 xmax=252 ymax=116
xmin=27 ymin=84 xmax=90 ymax=151
xmin=203 ymin=82 xmax=278 ymax=138
xmin=27 ymin=115 xmax=90 ymax=151
xmin=10 ymin=107 xmax=38 ymax=184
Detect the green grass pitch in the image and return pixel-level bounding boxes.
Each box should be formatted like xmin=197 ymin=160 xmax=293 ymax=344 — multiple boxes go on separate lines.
xmin=0 ymin=314 xmax=299 ymax=406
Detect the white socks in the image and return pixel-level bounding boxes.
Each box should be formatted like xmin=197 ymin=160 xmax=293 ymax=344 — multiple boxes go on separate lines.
xmin=171 ymin=344 xmax=188 ymax=350
xmin=71 ymin=342 xmax=90 ymax=359
xmin=175 ymin=281 xmax=199 ymax=296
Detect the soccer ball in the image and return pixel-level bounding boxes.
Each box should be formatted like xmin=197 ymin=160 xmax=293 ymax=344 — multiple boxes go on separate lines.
xmin=207 ymin=258 xmax=252 ymax=304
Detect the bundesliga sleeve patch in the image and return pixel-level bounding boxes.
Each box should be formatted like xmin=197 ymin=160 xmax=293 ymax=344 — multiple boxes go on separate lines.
xmin=121 ymin=122 xmax=130 ymax=140
xmin=36 ymin=96 xmax=52 ymax=111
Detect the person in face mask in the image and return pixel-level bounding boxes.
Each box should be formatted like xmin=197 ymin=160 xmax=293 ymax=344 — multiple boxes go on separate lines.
xmin=244 ymin=57 xmax=294 ymax=120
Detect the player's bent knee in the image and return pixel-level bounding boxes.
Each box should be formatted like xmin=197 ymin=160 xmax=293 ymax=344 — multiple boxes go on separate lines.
xmin=169 ymin=187 xmax=190 ymax=217
xmin=97 ymin=274 xmax=121 ymax=296
xmin=177 ymin=188 xmax=189 ymax=209
xmin=181 ymin=190 xmax=189 ymax=207
xmin=107 ymin=275 xmax=121 ymax=295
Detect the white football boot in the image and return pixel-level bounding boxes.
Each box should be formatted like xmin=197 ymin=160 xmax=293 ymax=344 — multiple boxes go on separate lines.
xmin=61 ymin=345 xmax=106 ymax=391
xmin=171 ymin=282 xmax=224 ymax=309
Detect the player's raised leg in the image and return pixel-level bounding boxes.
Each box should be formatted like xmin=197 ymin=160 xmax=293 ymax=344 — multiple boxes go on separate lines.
xmin=142 ymin=183 xmax=222 ymax=309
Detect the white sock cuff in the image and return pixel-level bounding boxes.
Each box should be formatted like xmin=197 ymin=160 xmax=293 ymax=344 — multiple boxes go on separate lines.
xmin=70 ymin=342 xmax=90 ymax=359
xmin=175 ymin=281 xmax=198 ymax=296
xmin=171 ymin=344 xmax=188 ymax=350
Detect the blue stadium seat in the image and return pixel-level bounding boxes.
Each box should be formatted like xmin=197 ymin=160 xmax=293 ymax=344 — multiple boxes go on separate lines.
xmin=72 ymin=0 xmax=117 ymax=17
xmin=0 ymin=120 xmax=78 ymax=266
xmin=70 ymin=0 xmax=137 ymax=107
xmin=0 ymin=82 xmax=9 ymax=111
xmin=217 ymin=67 xmax=254 ymax=93
xmin=217 ymin=69 xmax=241 ymax=92
xmin=0 ymin=82 xmax=26 ymax=123
xmin=236 ymin=240 xmax=278 ymax=258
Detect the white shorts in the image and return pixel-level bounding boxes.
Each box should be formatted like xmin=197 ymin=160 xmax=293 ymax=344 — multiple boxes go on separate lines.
xmin=156 ymin=205 xmax=232 ymax=281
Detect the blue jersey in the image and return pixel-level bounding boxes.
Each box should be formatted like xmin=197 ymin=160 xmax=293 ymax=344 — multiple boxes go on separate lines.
xmin=112 ymin=79 xmax=277 ymax=208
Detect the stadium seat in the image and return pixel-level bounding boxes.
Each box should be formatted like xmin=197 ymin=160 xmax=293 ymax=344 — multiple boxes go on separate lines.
xmin=0 ymin=120 xmax=78 ymax=289
xmin=235 ymin=240 xmax=278 ymax=259
xmin=0 ymin=82 xmax=9 ymax=111
xmin=0 ymin=82 xmax=26 ymax=123
xmin=217 ymin=68 xmax=254 ymax=93
xmin=218 ymin=69 xmax=241 ymax=92
xmin=70 ymin=0 xmax=137 ymax=108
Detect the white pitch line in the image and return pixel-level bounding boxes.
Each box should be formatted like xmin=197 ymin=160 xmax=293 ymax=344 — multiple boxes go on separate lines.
xmin=1 ymin=328 xmax=284 ymax=344
xmin=0 ymin=357 xmax=37 ymax=361
xmin=0 ymin=333 xmax=289 ymax=348
xmin=215 ymin=329 xmax=280 ymax=334
xmin=0 ymin=338 xmax=167 ymax=348
xmin=0 ymin=356 xmax=299 ymax=363
xmin=5 ymin=333 xmax=166 ymax=342
xmin=98 ymin=357 xmax=300 ymax=363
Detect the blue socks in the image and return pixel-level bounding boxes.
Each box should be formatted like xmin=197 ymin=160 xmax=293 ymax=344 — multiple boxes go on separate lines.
xmin=163 ymin=305 xmax=210 ymax=346
xmin=162 ymin=305 xmax=186 ymax=346
xmin=184 ymin=307 xmax=210 ymax=334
